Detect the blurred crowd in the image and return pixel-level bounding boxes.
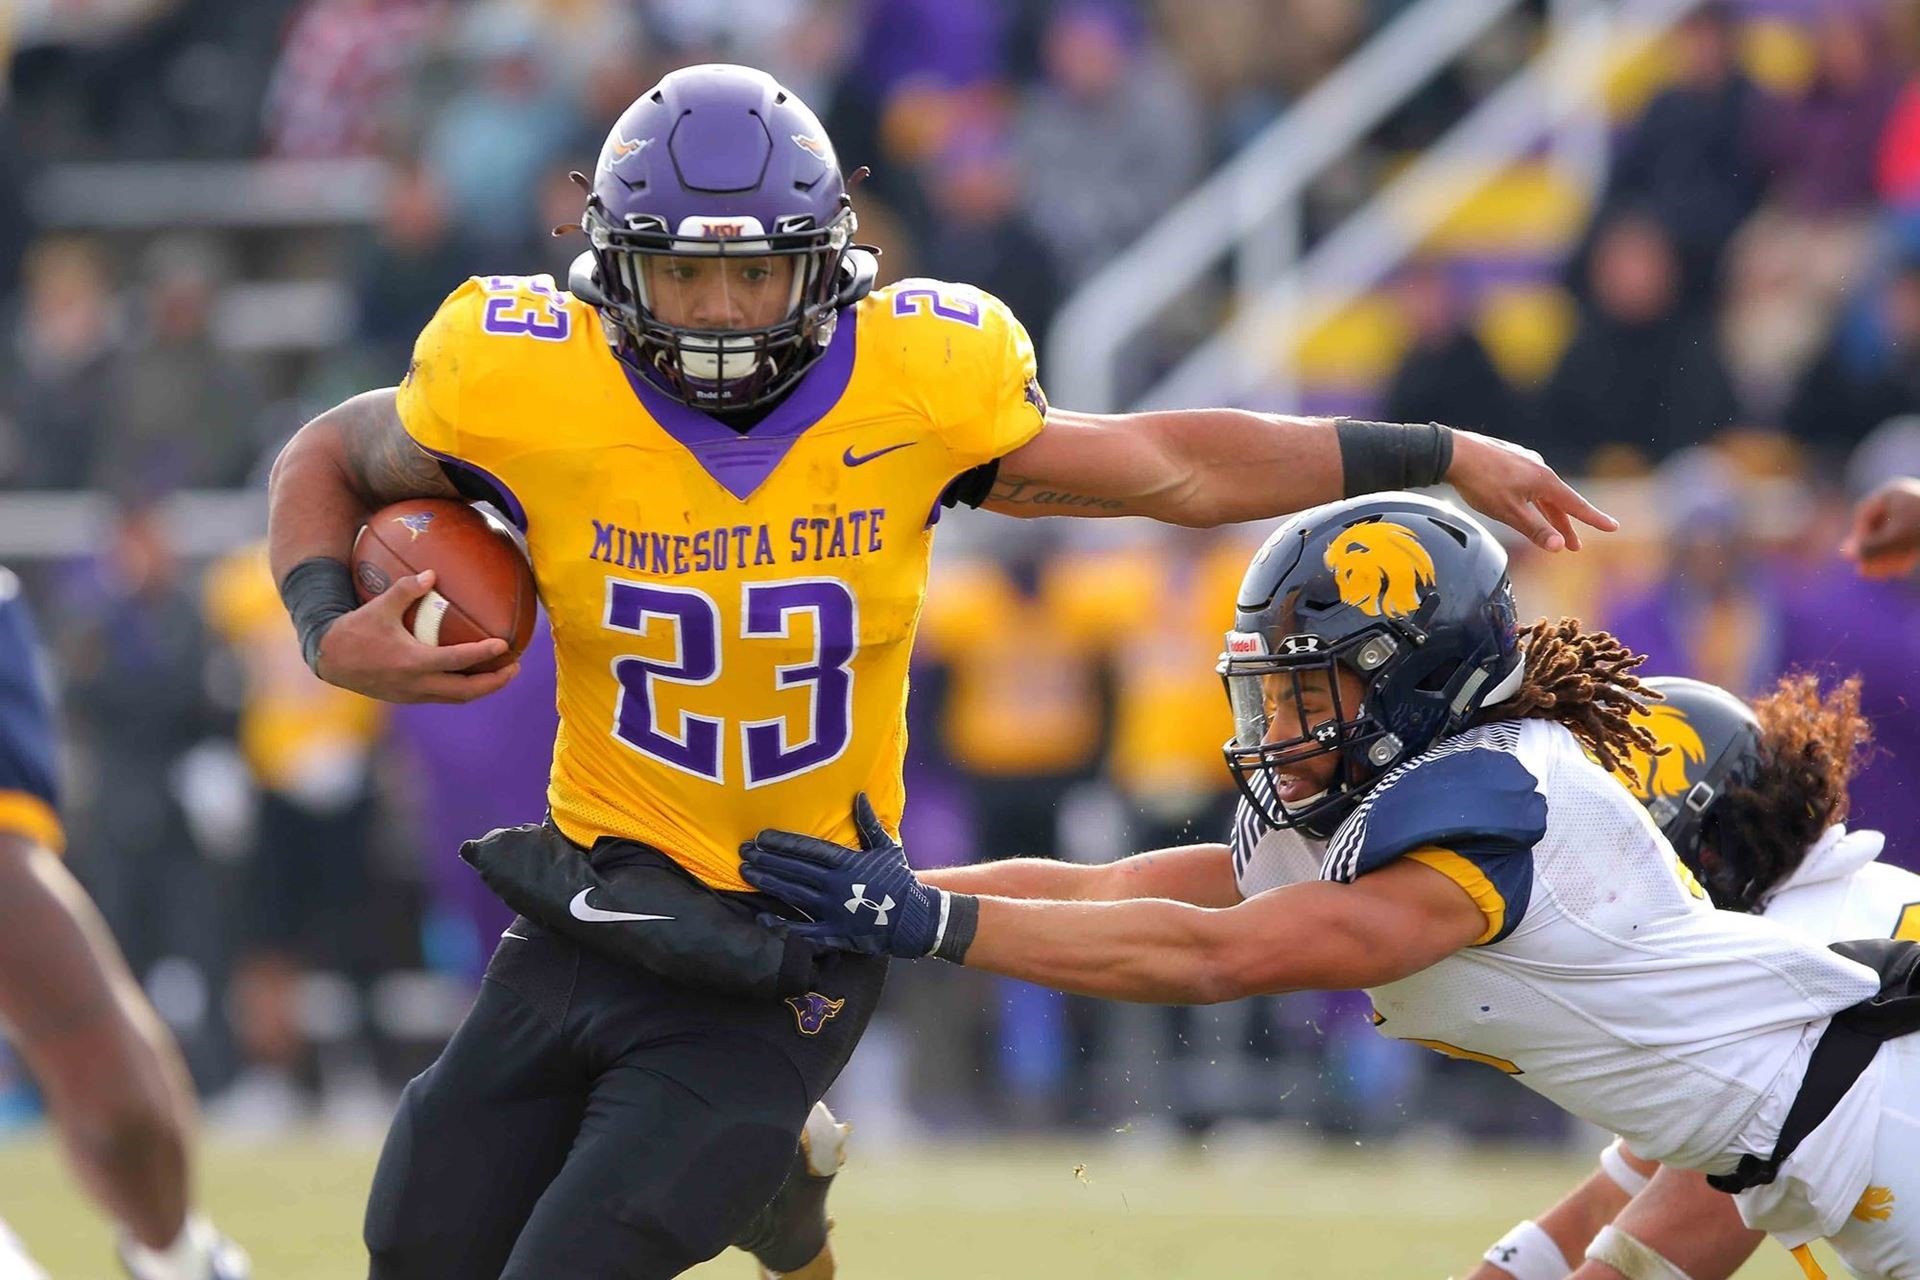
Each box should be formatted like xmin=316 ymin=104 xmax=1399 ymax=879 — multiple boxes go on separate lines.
xmin=1386 ymin=0 xmax=1920 ymax=476
xmin=3 ymin=0 xmax=1920 ymax=1148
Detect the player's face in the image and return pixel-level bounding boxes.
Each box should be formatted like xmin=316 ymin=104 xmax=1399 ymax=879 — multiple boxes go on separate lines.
xmin=1258 ymin=665 xmax=1367 ymax=802
xmin=642 ymin=254 xmax=798 ymax=330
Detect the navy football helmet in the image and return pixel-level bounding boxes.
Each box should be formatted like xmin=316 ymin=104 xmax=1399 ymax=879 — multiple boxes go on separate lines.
xmin=572 ymin=64 xmax=876 ymax=412
xmin=1609 ymin=675 xmax=1763 ymax=889
xmin=1219 ymin=493 xmax=1522 ymax=837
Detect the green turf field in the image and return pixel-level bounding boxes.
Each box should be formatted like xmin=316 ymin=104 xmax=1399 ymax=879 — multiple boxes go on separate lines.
xmin=0 ymin=1134 xmax=1811 ymax=1278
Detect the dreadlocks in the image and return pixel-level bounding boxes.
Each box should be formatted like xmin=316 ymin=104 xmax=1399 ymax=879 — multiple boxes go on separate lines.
xmin=1472 ymin=618 xmax=1658 ymax=780
xmin=1705 ymin=673 xmax=1873 ymax=914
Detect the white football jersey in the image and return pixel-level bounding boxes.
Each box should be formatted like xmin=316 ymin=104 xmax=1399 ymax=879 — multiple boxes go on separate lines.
xmin=1231 ymin=719 xmax=1881 ymax=1189
xmin=1761 ymin=824 xmax=1920 ymax=946
xmin=1730 ymin=827 xmax=1920 ymax=1249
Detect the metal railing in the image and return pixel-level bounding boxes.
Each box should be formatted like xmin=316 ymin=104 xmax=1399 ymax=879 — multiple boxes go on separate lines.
xmin=0 ymin=490 xmax=265 ymax=559
xmin=1043 ymin=0 xmax=1528 ymax=413
xmin=31 ymin=157 xmax=390 ymax=229
xmin=1138 ymin=0 xmax=1703 ymax=413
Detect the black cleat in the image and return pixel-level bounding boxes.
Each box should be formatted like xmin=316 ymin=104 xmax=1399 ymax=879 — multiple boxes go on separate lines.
xmin=736 ymin=1100 xmax=849 ymax=1279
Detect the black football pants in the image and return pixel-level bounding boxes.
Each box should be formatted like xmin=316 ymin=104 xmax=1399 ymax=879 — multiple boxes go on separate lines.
xmin=363 ymin=917 xmax=885 ymax=1279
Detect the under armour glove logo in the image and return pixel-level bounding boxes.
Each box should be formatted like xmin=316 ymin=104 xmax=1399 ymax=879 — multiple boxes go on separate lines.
xmin=741 ymin=793 xmax=946 ymax=958
xmin=844 ymin=884 xmax=895 ymax=924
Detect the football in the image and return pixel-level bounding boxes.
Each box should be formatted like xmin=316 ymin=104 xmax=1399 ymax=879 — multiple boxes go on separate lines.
xmin=351 ymin=498 xmax=537 ymax=673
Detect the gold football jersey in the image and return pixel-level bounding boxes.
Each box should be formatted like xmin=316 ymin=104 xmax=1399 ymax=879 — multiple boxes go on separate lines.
xmin=396 ymin=273 xmax=1045 ymax=889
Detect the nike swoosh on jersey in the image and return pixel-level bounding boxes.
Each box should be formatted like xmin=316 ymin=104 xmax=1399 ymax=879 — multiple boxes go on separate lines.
xmin=567 ymin=889 xmax=676 ymax=924
xmin=842 ymin=441 xmax=915 ymax=467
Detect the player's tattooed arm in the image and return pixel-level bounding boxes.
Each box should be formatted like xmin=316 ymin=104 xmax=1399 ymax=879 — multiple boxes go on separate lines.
xmin=981 ymin=407 xmax=1302 ymax=526
xmin=984 ymin=406 xmax=1616 ymax=552
xmin=268 ymin=388 xmax=514 ymax=702
xmin=267 ymin=389 xmax=454 ymax=583
xmin=333 ymin=389 xmax=459 ymax=508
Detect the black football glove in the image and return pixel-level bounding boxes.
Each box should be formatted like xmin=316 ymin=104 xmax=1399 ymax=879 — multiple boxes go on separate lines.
xmin=742 ymin=793 xmax=967 ymax=960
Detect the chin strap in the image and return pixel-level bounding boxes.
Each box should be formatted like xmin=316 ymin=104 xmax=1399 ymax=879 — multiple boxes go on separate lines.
xmin=1478 ymin=655 xmax=1527 ymax=708
xmin=568 ymin=251 xmax=608 ymax=308
xmin=835 ymin=247 xmax=879 ymax=307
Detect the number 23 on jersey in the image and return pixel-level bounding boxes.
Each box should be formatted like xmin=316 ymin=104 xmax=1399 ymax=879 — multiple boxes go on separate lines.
xmin=603 ymin=577 xmax=856 ymax=788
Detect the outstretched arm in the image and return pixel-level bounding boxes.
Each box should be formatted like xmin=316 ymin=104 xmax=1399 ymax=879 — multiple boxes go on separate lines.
xmin=920 ymin=844 xmax=1241 ymax=908
xmin=953 ymin=857 xmax=1482 ymax=1003
xmin=986 ymin=408 xmax=1615 ymax=552
xmin=740 ymin=801 xmax=1484 ymax=1003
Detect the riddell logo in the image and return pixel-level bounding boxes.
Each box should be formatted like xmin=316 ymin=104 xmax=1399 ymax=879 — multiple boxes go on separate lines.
xmin=674 ymin=214 xmax=767 ymax=240
xmin=1225 ymin=632 xmax=1266 ymax=655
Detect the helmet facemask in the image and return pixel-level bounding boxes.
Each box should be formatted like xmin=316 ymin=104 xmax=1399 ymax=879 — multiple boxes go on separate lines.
xmin=582 ymin=199 xmax=855 ymax=412
xmin=1219 ymin=630 xmax=1407 ymax=838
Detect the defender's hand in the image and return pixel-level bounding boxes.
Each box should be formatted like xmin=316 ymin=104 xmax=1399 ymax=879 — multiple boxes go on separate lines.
xmin=1447 ymin=430 xmax=1618 ymax=553
xmin=1842 ymin=478 xmax=1920 ymax=578
xmin=742 ymin=794 xmax=947 ymax=958
xmin=314 ymin=570 xmax=518 ymax=704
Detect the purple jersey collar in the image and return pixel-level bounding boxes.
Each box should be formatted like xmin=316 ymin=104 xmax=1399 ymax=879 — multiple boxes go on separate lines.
xmin=617 ymin=310 xmax=859 ymax=502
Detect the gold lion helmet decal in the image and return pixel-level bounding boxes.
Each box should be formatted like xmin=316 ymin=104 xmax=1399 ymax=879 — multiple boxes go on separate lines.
xmin=1615 ymin=704 xmax=1707 ymax=801
xmin=1324 ymin=520 xmax=1438 ymax=620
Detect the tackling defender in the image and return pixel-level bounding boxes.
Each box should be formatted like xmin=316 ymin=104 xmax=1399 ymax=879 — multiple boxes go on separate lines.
xmin=744 ymin=493 xmax=1920 ymax=1280
xmin=0 ymin=570 xmax=248 ymax=1280
xmin=267 ymin=65 xmax=1611 ymax=1278
xmin=1469 ymin=673 xmax=1920 ymax=1280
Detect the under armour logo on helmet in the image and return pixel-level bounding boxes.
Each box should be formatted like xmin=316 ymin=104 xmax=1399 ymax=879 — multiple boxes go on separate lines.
xmin=844 ymin=883 xmax=895 ymax=925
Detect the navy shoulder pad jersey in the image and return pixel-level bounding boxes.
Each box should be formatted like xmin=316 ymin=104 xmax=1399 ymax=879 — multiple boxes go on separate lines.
xmin=0 ymin=571 xmax=63 ymax=852
xmin=1324 ymin=723 xmax=1546 ymax=945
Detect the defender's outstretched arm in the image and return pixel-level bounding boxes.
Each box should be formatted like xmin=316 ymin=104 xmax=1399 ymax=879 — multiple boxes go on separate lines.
xmin=921 ymin=843 xmax=1241 ymax=909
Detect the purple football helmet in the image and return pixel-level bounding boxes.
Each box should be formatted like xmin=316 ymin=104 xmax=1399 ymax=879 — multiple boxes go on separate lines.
xmin=573 ymin=64 xmax=872 ymax=413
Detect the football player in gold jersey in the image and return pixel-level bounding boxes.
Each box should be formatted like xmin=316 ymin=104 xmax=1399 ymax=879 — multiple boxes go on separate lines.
xmin=267 ymin=64 xmax=1612 ymax=1280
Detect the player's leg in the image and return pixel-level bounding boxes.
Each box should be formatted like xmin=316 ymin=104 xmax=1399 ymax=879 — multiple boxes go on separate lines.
xmin=503 ymin=1029 xmax=809 ymax=1279
xmin=733 ymin=1098 xmax=851 ymax=1280
xmin=0 ymin=835 xmax=244 ymax=1276
xmin=501 ymin=948 xmax=886 ymax=1279
xmin=363 ymin=920 xmax=588 ymax=1280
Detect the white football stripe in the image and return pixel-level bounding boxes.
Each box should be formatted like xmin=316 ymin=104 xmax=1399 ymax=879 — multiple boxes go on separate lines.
xmin=412 ymin=590 xmax=451 ymax=645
